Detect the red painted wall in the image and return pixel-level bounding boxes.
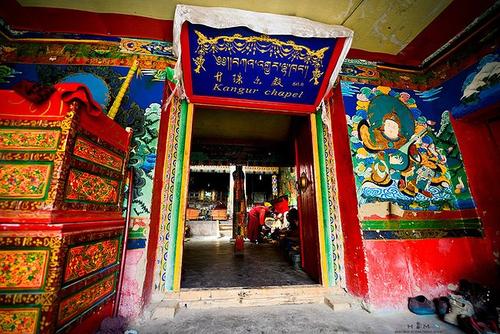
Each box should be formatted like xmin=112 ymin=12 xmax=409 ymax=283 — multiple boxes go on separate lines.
xmin=334 ymin=87 xmax=498 ymax=309
xmin=364 ymin=237 xmax=496 ymax=309
xmin=360 ymin=106 xmax=500 ymax=310
xmin=295 ymin=117 xmax=321 ymax=283
xmin=331 ymin=86 xmax=369 ymax=297
xmin=451 ymin=108 xmax=500 ymax=285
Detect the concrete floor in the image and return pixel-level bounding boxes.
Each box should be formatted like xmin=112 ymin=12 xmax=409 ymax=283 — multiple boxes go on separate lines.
xmin=181 ymin=238 xmax=316 ymax=288
xmin=132 ymin=304 xmax=462 ymax=334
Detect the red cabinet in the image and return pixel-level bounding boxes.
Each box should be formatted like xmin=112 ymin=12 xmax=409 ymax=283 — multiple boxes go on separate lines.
xmin=0 ymin=84 xmax=131 ymax=333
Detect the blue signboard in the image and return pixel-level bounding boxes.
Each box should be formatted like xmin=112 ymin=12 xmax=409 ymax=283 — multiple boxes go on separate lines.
xmin=186 ymin=23 xmax=337 ymax=106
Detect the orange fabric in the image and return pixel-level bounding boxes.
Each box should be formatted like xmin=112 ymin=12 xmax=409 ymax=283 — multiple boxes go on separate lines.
xmin=272 ymin=197 xmax=288 ymax=214
xmin=0 ymin=82 xmax=103 ymax=120
xmin=247 ymin=206 xmax=269 ymax=242
xmin=58 ymin=83 xmax=102 ymax=116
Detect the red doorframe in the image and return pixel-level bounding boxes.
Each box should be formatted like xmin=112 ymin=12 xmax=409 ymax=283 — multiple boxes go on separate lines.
xmin=143 ymin=89 xmax=329 ymax=303
xmin=295 ymin=116 xmax=321 ymax=283
xmin=330 ymin=85 xmax=369 ymax=297
xmin=143 ymin=84 xmax=173 ymax=304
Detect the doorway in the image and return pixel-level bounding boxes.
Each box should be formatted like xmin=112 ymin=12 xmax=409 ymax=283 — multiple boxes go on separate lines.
xmin=180 ymin=106 xmax=323 ymax=289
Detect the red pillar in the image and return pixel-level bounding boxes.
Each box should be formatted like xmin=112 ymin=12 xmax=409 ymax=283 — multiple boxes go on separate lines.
xmin=330 ymin=85 xmax=369 ymax=297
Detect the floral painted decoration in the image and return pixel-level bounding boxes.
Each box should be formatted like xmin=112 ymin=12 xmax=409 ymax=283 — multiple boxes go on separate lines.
xmin=64 ymin=239 xmax=119 ymax=282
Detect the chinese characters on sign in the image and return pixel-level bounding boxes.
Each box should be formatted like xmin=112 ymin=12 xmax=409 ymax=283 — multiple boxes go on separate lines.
xmin=187 ymin=23 xmax=337 ymax=105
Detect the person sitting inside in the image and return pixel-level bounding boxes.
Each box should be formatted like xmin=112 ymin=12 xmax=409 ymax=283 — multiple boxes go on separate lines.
xmin=247 ymin=203 xmax=273 ymax=243
xmin=286 ymin=208 xmax=299 ymax=238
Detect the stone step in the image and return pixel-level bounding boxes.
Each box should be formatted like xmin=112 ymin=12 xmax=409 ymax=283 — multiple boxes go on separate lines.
xmin=159 ymin=285 xmax=356 ymax=310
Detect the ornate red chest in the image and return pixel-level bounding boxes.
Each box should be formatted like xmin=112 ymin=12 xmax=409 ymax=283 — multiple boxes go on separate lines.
xmin=0 ymin=83 xmax=131 ymax=333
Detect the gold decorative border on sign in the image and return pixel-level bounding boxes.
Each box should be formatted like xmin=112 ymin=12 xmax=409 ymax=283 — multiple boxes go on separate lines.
xmin=193 ymin=30 xmax=329 ymax=85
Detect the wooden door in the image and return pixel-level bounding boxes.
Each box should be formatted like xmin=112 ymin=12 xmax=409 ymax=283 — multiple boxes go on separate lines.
xmin=294 ymin=117 xmax=321 ymax=283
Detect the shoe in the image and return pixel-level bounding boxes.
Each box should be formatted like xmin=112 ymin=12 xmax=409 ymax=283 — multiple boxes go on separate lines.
xmin=444 ymin=294 xmax=475 ymax=326
xmin=408 ymin=295 xmax=436 ymax=315
xmin=434 ymin=296 xmax=450 ymax=317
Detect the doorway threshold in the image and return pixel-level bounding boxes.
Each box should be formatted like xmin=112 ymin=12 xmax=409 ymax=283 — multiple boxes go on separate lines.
xmin=171 ymin=284 xmax=339 ymax=309
xmin=146 ymin=285 xmax=358 ymax=320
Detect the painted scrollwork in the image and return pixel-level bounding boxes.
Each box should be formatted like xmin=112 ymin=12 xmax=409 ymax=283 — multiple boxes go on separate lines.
xmin=193 ymin=30 xmax=329 ymax=85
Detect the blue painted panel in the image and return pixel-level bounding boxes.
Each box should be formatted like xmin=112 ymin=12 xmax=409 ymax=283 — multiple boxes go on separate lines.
xmin=187 ymin=23 xmax=337 ymax=105
xmin=341 ymin=83 xmax=476 ymax=211
xmin=127 ymin=238 xmax=147 ymax=249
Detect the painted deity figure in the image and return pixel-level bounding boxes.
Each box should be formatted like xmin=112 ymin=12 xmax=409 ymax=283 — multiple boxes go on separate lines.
xmin=357 ymin=96 xmax=442 ymax=198
xmin=349 ymin=87 xmax=456 ymax=206
xmin=358 ymin=110 xmax=411 ymax=186
xmin=358 ymin=106 xmax=451 ymax=198
xmin=399 ymin=136 xmax=450 ymax=198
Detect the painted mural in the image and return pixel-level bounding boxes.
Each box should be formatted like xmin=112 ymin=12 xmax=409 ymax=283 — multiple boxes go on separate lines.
xmin=278 ymin=167 xmax=297 ymax=207
xmin=0 ymin=63 xmax=164 ymax=218
xmin=450 ymin=53 xmax=500 ymax=118
xmin=342 ymin=83 xmax=474 ymax=211
xmin=0 ymin=60 xmax=165 ymax=318
xmin=126 ymin=102 xmax=161 ymax=217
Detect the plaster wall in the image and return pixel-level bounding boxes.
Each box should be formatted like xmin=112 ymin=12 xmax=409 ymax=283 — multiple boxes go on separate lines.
xmin=338 ymin=51 xmax=499 ymax=309
xmin=364 ymin=237 xmax=496 ymax=309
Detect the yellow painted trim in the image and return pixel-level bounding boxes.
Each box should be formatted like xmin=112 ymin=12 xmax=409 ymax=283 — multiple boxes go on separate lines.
xmin=376 ymin=65 xmax=421 ymax=73
xmin=310 ymin=113 xmax=329 ymax=287
xmin=108 ymin=58 xmax=139 ymax=120
xmin=157 ymin=101 xmax=179 ymax=286
xmin=172 ymin=103 xmax=194 ymax=291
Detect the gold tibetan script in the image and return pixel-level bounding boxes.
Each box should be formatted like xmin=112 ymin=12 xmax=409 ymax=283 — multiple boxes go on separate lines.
xmin=192 ymin=30 xmax=330 ymax=85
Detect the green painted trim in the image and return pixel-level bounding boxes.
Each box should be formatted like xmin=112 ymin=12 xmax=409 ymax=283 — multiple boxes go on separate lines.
xmin=128 ymin=229 xmax=146 ymax=239
xmin=315 ymin=112 xmax=334 ymax=286
xmin=165 ymin=100 xmax=188 ymax=291
xmin=361 ymin=218 xmax=481 ymax=230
